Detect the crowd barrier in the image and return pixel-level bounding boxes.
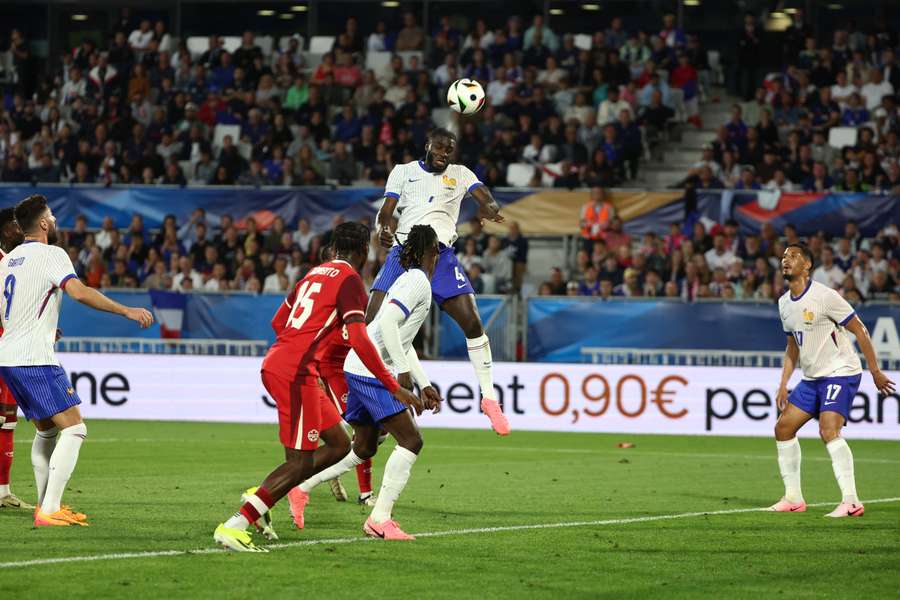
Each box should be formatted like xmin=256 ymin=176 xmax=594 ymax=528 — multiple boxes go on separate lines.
xmin=58 ymin=353 xmax=900 ymax=440
xmin=526 ymin=298 xmax=899 ymax=362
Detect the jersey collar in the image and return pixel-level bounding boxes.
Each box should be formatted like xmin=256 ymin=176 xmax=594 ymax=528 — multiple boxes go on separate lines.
xmin=790 ymin=279 xmax=812 ymax=302
xmin=331 ymin=259 xmax=351 ymax=267
xmin=417 ymin=160 xmax=432 ymax=173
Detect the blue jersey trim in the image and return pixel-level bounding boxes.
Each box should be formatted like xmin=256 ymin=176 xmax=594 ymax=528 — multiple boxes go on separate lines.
xmin=417 ymin=160 xmax=431 ymax=173
xmin=384 ymin=191 xmax=400 ymax=200
xmin=60 ymin=273 xmax=78 ymax=288
xmin=790 ymin=279 xmax=812 ymax=301
xmin=389 ymin=298 xmax=410 ymax=318
xmin=839 ymin=311 xmax=856 ymax=326
xmin=467 ymin=182 xmax=485 ymax=193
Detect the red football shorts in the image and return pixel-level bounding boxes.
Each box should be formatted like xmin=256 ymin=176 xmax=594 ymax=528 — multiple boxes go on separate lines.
xmin=261 ymin=370 xmax=341 ymax=450
xmin=0 ymin=375 xmax=16 ymax=406
xmin=321 ymin=371 xmax=350 ymax=414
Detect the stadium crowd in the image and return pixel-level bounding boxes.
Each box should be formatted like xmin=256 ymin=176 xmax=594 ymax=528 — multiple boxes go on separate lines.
xmin=0 ymin=11 xmax=703 ymax=188
xmin=683 ymin=13 xmax=900 ymax=192
xmin=561 ymin=186 xmax=899 ymax=303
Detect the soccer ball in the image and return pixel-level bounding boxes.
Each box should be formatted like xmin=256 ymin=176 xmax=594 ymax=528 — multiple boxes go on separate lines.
xmin=447 ymin=78 xmax=486 ymax=115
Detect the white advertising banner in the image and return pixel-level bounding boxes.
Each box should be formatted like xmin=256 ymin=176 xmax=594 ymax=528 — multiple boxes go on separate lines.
xmin=55 ymin=353 xmax=900 ymax=440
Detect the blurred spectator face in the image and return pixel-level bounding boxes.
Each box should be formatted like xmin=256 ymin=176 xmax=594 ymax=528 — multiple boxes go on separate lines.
xmin=599 ymin=279 xmax=613 ymax=297
xmin=664 ymin=281 xmax=679 ymax=297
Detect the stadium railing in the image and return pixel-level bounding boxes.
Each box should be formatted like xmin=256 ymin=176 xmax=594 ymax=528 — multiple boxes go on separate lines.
xmin=56 ymin=337 xmax=269 ymax=356
xmin=580 ymin=347 xmax=900 ymax=372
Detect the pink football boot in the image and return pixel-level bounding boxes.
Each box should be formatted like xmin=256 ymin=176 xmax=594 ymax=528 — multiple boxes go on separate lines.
xmin=363 ymin=517 xmax=415 ymax=540
xmin=287 ymin=487 xmax=309 ymax=529
xmin=766 ymin=497 xmax=807 ymax=512
xmin=481 ymin=398 xmax=511 ymax=436
xmin=825 ymin=502 xmax=864 ymax=518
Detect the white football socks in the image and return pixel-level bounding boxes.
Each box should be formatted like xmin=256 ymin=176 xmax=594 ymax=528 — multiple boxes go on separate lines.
xmin=776 ymin=437 xmax=804 ymax=504
xmin=42 ymin=423 xmax=86 ymax=514
xmin=370 ymin=445 xmax=417 ymax=524
xmin=826 ymin=438 xmax=859 ymax=504
xmin=466 ymin=334 xmax=496 ymax=401
xmin=298 ymin=450 xmax=365 ymax=493
xmin=31 ymin=427 xmax=59 ymax=508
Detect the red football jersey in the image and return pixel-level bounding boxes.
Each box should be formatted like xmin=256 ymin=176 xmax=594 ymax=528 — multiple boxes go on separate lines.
xmin=262 ymin=260 xmax=368 ymax=379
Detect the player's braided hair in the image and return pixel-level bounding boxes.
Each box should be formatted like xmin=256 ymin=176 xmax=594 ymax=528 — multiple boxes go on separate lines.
xmin=399 ymin=224 xmax=438 ymax=271
xmin=332 ymin=222 xmax=370 ymax=257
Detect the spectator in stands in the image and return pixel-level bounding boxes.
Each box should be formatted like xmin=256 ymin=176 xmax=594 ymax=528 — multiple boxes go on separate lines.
xmin=579 ymin=186 xmax=615 ymax=252
xmin=395 ymin=12 xmax=425 ymax=51
xmin=704 ymin=233 xmax=738 ymax=271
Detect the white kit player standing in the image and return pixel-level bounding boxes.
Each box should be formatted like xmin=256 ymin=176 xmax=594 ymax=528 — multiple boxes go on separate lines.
xmin=769 ymin=243 xmax=895 ymax=517
xmin=0 ymin=195 xmax=153 ymax=527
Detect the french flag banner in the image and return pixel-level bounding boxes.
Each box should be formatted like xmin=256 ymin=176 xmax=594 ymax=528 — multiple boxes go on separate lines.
xmin=149 ymin=290 xmax=187 ymax=339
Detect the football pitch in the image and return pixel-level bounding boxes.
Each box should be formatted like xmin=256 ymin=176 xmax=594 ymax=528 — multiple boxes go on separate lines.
xmin=2 ymin=420 xmax=899 ymax=599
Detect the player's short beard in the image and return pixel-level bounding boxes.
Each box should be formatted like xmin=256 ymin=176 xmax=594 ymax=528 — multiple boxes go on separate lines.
xmin=46 ymin=222 xmax=59 ymax=246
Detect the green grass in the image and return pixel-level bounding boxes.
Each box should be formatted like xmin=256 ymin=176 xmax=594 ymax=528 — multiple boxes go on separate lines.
xmin=2 ymin=420 xmax=899 ymax=599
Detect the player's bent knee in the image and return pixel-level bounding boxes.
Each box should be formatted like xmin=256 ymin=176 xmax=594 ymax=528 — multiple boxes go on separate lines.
xmin=400 ymin=433 xmax=423 ymax=455
xmin=819 ymin=427 xmax=841 ymax=443
xmin=774 ymin=420 xmax=795 ymax=441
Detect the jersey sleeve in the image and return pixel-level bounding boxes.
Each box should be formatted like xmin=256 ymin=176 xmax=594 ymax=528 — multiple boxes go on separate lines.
xmin=271 ymin=285 xmax=297 ymax=335
xmin=824 ymin=288 xmax=856 ymax=326
xmin=47 ymin=246 xmax=78 ymax=289
xmin=458 ymin=165 xmax=484 ymax=194
xmin=336 ymin=273 xmax=368 ymax=322
xmin=386 ymin=270 xmax=429 ymax=318
xmin=384 ymin=164 xmax=406 ymax=202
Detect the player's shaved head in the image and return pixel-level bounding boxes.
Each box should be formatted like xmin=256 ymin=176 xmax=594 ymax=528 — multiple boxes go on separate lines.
xmin=427 ymin=127 xmax=457 ymax=145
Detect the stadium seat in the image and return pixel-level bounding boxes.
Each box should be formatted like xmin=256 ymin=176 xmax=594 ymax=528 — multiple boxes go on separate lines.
xmin=213 ymin=124 xmax=242 ymax=151
xmin=430 ymin=107 xmax=451 ymax=128
xmin=309 ymin=36 xmax=335 ymax=54
xmin=574 ymin=34 xmax=593 ymax=51
xmin=221 ymin=36 xmax=242 ymax=53
xmin=257 ymin=35 xmax=274 ymax=58
xmin=707 ymin=50 xmax=724 ymax=85
xmin=186 ymin=36 xmax=209 ymax=60
xmin=365 ymin=51 xmax=392 ymax=72
xmin=541 ymin=162 xmax=566 ymax=187
xmin=828 ymin=127 xmax=858 ymax=149
xmin=506 ymin=163 xmax=536 ymax=187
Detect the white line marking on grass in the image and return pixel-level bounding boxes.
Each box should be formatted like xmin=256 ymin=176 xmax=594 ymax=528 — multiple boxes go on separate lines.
xmin=2 ymin=497 xmax=899 ymax=570
xmin=14 ymin=439 xmax=900 ymax=464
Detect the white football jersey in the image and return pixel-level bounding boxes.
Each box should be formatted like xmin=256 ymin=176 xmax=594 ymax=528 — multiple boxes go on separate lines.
xmin=384 ymin=160 xmax=483 ymax=247
xmin=778 ymin=280 xmax=862 ymax=380
xmin=345 ymin=268 xmax=432 ymax=377
xmin=0 ymin=241 xmax=77 ymax=367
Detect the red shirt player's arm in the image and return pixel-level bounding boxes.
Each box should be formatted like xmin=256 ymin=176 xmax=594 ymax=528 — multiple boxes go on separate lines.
xmin=338 ymin=275 xmax=400 ymax=393
xmin=271 ymin=286 xmax=297 ymax=335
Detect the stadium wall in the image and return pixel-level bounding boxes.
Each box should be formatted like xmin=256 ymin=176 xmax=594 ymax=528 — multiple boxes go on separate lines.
xmin=56 ymin=354 xmax=900 ymax=440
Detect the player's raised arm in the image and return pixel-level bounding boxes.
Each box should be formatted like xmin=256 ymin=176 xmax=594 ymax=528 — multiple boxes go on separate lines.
xmin=776 ymin=333 xmax=799 ymax=411
xmin=844 ymin=316 xmax=896 ymax=395
xmin=375 ymin=196 xmax=399 ymax=249
xmin=376 ymin=163 xmax=405 ymax=248
xmin=63 ymin=278 xmax=153 ymax=328
xmin=469 ymin=184 xmax=504 ymax=224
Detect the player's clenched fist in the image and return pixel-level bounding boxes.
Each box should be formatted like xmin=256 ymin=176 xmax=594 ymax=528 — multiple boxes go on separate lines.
xmin=125 ymin=307 xmax=154 ymax=328
xmin=393 ymin=386 xmax=423 ymax=415
xmin=421 ymin=386 xmax=442 ymax=413
xmin=378 ymin=226 xmax=394 ymax=249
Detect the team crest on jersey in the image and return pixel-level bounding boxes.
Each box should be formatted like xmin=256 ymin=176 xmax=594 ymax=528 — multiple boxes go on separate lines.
xmin=307 ymin=429 xmax=319 ymax=443
xmin=442 ymin=174 xmax=457 ymax=187
xmin=802 ymin=309 xmax=814 ymax=324
xmin=341 ymin=393 xmax=348 ymax=404
xmin=66 ymin=387 xmax=74 ymax=395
